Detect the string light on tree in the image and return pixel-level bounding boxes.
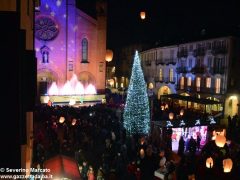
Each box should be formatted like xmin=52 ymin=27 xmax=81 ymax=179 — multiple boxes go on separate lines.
xmin=123 ymin=51 xmax=150 ymax=135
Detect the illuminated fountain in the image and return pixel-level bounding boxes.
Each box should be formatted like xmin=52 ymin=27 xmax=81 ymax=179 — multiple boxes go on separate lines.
xmin=41 ymin=74 xmax=104 ymax=105
xmin=47 ymin=74 xmax=96 ymax=95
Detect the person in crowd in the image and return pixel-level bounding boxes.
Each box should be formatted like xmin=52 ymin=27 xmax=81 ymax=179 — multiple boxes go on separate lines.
xmin=178 ymin=136 xmax=185 ymax=156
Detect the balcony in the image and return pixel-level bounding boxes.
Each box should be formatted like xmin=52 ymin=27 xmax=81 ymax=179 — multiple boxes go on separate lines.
xmin=177 ymin=50 xmax=188 ymax=58
xmin=194 ymin=48 xmax=205 ymax=57
xmin=191 ymin=66 xmax=205 ymax=74
xmin=154 ymin=77 xmax=176 ymax=84
xmin=144 ymin=60 xmax=151 ymax=66
xmin=176 ymin=85 xmax=225 ymax=94
xmin=176 ymin=66 xmax=188 ymax=74
xmin=155 ymin=59 xmax=164 ymax=65
xmin=212 ymin=46 xmax=227 ymax=55
xmin=165 ymin=58 xmax=177 ymax=65
xmin=209 ymin=67 xmax=225 ymax=75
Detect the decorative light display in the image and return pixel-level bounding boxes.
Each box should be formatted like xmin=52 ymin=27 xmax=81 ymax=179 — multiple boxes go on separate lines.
xmin=223 ymin=158 xmax=233 ymax=173
xmin=166 ymin=121 xmax=173 ymax=127
xmin=206 ymin=157 xmax=213 ymax=168
xmin=179 ymin=120 xmax=185 ymax=126
xmin=195 ymin=119 xmax=200 ymax=125
xmin=123 ymin=51 xmax=150 ymax=135
xmin=208 ymin=116 xmax=216 ymax=124
xmin=47 ymin=74 xmax=96 ymax=95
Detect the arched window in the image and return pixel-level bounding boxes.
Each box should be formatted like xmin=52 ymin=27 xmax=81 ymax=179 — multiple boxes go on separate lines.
xmin=81 ymin=38 xmax=88 ymax=63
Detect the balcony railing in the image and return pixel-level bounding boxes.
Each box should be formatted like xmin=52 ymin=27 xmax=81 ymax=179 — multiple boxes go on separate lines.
xmin=209 ymin=67 xmax=225 ymax=75
xmin=155 ymin=59 xmax=164 ymax=65
xmin=176 ymin=85 xmax=225 ymax=94
xmin=144 ymin=60 xmax=151 ymax=66
xmin=176 ymin=66 xmax=188 ymax=74
xmin=212 ymin=46 xmax=227 ymax=55
xmin=194 ymin=48 xmax=205 ymax=57
xmin=191 ymin=66 xmax=205 ymax=74
xmin=154 ymin=77 xmax=176 ymax=83
xmin=177 ymin=50 xmax=188 ymax=58
xmin=165 ymin=58 xmax=177 ymax=65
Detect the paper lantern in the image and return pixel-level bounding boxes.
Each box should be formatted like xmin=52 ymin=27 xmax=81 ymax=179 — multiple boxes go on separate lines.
xmin=206 ymin=157 xmax=213 ymax=168
xmin=169 ymin=112 xmax=174 ymax=120
xmin=180 ymin=109 xmax=184 ymax=116
xmin=72 ymin=118 xmax=77 ymax=126
xmin=223 ymin=158 xmax=233 ymax=173
xmin=105 ymin=49 xmax=113 ymax=62
xmin=215 ymin=135 xmax=226 ymax=148
xmin=161 ymin=105 xmax=165 ymax=111
xmin=140 ymin=149 xmax=145 ymax=159
xmin=59 ymin=116 xmax=65 ymax=124
xmin=140 ymin=11 xmax=146 ymax=19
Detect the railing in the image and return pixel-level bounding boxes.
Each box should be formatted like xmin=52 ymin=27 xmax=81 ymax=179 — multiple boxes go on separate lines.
xmin=194 ymin=48 xmax=205 ymax=57
xmin=176 ymin=66 xmax=188 ymax=74
xmin=212 ymin=46 xmax=227 ymax=55
xmin=155 ymin=59 xmax=164 ymax=65
xmin=177 ymin=50 xmax=188 ymax=58
xmin=191 ymin=66 xmax=205 ymax=74
xmin=154 ymin=77 xmax=176 ymax=83
xmin=176 ymin=85 xmax=225 ymax=94
xmin=209 ymin=67 xmax=225 ymax=75
xmin=144 ymin=60 xmax=151 ymax=66
xmin=165 ymin=58 xmax=177 ymax=65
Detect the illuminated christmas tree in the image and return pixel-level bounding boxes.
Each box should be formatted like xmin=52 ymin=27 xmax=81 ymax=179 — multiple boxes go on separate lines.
xmin=123 ymin=51 xmax=150 ymax=135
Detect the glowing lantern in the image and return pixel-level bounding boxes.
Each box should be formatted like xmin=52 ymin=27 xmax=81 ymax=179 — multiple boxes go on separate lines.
xmin=161 ymin=105 xmax=165 ymax=110
xmin=105 ymin=49 xmax=113 ymax=62
xmin=140 ymin=149 xmax=145 ymax=159
xmin=215 ymin=135 xmax=226 ymax=148
xmin=140 ymin=137 xmax=145 ymax=145
xmin=72 ymin=118 xmax=77 ymax=126
xmin=140 ymin=11 xmax=146 ymax=20
xmin=169 ymin=112 xmax=174 ymax=120
xmin=206 ymin=157 xmax=213 ymax=168
xmin=59 ymin=116 xmax=65 ymax=124
xmin=165 ymin=104 xmax=169 ymax=109
xmin=180 ymin=109 xmax=184 ymax=116
xmin=223 ymin=158 xmax=233 ymax=173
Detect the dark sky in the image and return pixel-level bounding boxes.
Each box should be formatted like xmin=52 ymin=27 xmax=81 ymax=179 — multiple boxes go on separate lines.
xmin=77 ymin=0 xmax=240 ymax=49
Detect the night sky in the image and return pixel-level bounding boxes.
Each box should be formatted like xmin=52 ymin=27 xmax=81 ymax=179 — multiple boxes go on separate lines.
xmin=77 ymin=0 xmax=239 ymax=49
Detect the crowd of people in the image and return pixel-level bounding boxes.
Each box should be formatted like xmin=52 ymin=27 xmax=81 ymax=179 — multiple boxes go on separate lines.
xmin=32 ymin=101 xmax=240 ymax=179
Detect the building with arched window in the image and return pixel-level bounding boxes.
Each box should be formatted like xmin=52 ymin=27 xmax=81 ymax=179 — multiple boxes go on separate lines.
xmin=35 ymin=0 xmax=107 ymax=95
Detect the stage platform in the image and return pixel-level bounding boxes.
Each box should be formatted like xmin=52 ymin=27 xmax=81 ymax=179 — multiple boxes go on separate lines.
xmin=40 ymin=94 xmax=106 ymax=105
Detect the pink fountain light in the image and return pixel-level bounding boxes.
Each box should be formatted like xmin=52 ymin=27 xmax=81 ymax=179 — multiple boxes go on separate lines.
xmin=47 ymin=74 xmax=97 ymax=95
